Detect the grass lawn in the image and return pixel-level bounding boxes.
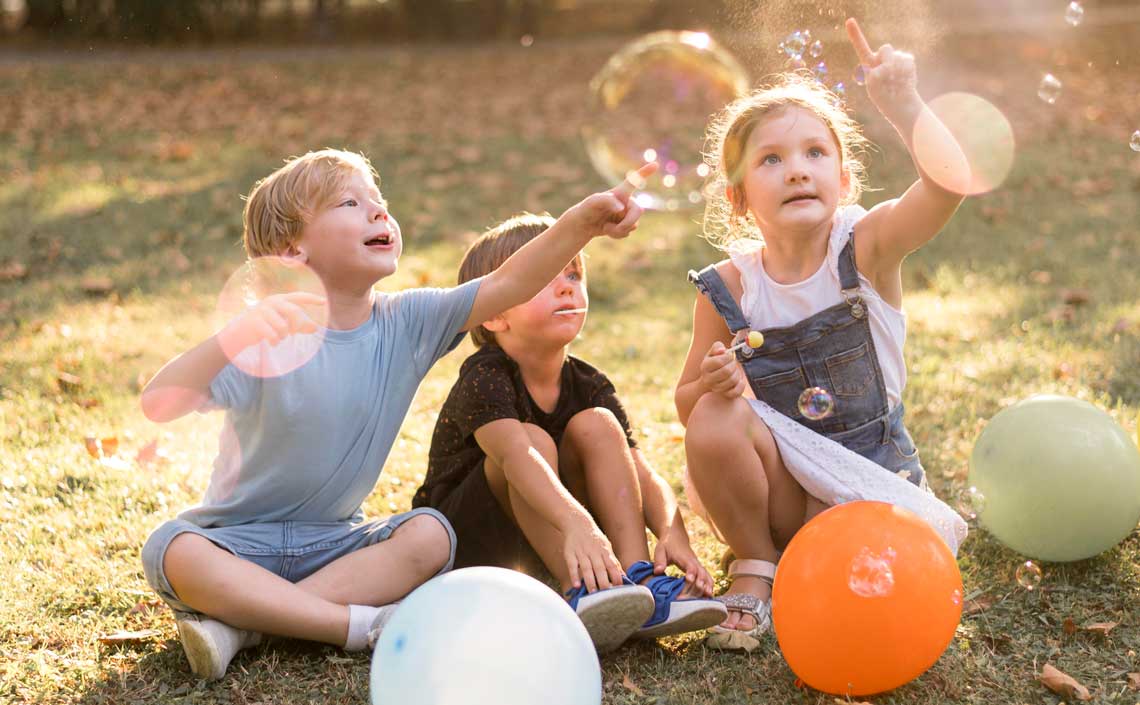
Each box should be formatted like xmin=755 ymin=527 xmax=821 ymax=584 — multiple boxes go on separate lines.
xmin=3 ymin=18 xmax=1140 ymax=705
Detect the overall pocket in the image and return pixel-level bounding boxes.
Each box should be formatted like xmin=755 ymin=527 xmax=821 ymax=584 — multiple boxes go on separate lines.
xmin=824 ymin=342 xmax=875 ymax=397
xmin=752 ymin=367 xmax=808 ymax=417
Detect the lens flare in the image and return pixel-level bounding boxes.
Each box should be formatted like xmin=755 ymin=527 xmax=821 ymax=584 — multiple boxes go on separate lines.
xmin=913 ymin=92 xmax=1014 ymax=196
xmin=583 ymin=31 xmax=750 ymax=211
xmin=215 ymin=256 xmax=329 ymax=378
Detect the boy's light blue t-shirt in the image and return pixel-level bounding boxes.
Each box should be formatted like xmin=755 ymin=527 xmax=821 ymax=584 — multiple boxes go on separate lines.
xmin=179 ymin=279 xmax=482 ymax=528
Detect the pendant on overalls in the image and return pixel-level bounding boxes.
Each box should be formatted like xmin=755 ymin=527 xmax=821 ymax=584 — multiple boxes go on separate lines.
xmin=842 ymin=288 xmax=866 ymax=319
xmin=727 ymin=330 xmax=765 ymax=358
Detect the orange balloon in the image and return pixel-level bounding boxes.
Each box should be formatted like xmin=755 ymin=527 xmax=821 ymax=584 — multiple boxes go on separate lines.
xmin=771 ymin=501 xmax=962 ymax=697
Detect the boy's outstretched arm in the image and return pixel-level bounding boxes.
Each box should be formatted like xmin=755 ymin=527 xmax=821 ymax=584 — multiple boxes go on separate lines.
xmin=461 ymin=162 xmax=657 ymax=333
xmin=474 ymin=419 xmax=625 ymax=592
xmin=632 ymin=449 xmax=715 ymax=596
xmin=140 ymin=292 xmax=323 ymax=422
xmin=846 ymin=18 xmax=967 ymax=265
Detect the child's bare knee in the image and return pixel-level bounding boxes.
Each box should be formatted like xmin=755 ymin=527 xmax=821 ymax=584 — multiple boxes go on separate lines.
xmin=685 ymin=394 xmax=751 ymax=456
xmin=564 ymin=407 xmax=624 ymax=445
xmin=519 ymin=423 xmax=557 ymax=463
xmin=395 ymin=512 xmax=453 ymax=575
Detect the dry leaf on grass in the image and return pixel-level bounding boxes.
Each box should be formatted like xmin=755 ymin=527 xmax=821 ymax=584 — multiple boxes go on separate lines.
xmin=1040 ymin=663 xmax=1092 ymax=701
xmin=97 ymin=629 xmax=163 ymax=644
xmin=963 ymin=594 xmax=995 ymax=616
xmin=1083 ymin=621 xmax=1118 ymax=636
xmin=1061 ymin=288 xmax=1091 ymax=306
xmin=81 ymin=276 xmax=115 ymax=296
xmin=1063 ymin=618 xmax=1077 ymax=635
xmin=0 ymin=262 xmax=28 ymax=280
xmin=1126 ymin=672 xmax=1139 ymax=690
xmin=621 ymin=674 xmax=645 ymax=697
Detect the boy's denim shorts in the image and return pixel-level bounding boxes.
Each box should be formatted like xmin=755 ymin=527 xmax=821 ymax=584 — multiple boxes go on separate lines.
xmin=141 ymin=508 xmax=456 ymax=618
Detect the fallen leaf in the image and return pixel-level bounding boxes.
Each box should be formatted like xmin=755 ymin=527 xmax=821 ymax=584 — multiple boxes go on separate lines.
xmin=1061 ymin=288 xmax=1091 ymax=306
xmin=81 ymin=276 xmax=115 ymax=296
xmin=621 ymin=674 xmax=645 ymax=697
xmin=77 ymin=397 xmax=101 ymax=409
xmin=1083 ymin=621 xmax=1118 ymax=636
xmin=57 ymin=371 xmax=83 ymax=393
xmin=127 ymin=599 xmax=163 ymax=615
xmin=1126 ymin=672 xmax=1139 ymax=690
xmin=1030 ymin=270 xmax=1052 ymax=284
xmin=1040 ymin=663 xmax=1092 ymax=701
xmin=136 ymin=439 xmax=163 ymax=466
xmin=963 ymin=594 xmax=995 ymax=616
xmin=1063 ymin=618 xmax=1077 ymax=635
xmin=0 ymin=262 xmax=27 ymax=280
xmin=97 ymin=629 xmax=163 ymax=644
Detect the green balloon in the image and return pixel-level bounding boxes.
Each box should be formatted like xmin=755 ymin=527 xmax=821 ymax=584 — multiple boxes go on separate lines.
xmin=969 ymin=395 xmax=1140 ymax=562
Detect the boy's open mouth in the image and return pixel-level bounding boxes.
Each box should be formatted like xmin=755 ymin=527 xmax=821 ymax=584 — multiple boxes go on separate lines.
xmin=553 ymin=307 xmax=588 ymax=316
xmin=364 ymin=233 xmax=394 ymax=247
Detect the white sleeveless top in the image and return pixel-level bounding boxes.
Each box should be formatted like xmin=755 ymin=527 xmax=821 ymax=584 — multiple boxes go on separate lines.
xmin=728 ymin=205 xmax=908 ymax=409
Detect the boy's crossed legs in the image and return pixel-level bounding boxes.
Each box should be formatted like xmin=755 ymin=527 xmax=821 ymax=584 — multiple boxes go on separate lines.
xmin=483 ymin=408 xmax=718 ymax=648
xmin=146 ymin=509 xmax=454 ymax=679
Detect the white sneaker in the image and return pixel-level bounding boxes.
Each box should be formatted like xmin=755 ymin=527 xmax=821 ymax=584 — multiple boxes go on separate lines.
xmin=366 ymin=602 xmax=401 ymax=650
xmin=569 ymin=584 xmax=655 ymax=654
xmin=177 ymin=616 xmax=262 ymax=681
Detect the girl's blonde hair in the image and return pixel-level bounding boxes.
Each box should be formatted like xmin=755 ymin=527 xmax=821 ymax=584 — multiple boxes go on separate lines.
xmin=702 ymin=73 xmax=870 ymax=251
xmin=242 ymin=149 xmax=379 ymax=258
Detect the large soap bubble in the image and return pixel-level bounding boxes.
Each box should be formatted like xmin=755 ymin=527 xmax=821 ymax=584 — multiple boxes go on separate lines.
xmin=582 ymin=31 xmax=749 ymax=211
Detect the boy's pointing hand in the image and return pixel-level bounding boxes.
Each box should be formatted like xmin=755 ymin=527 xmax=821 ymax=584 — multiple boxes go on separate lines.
xmin=574 ymin=161 xmax=658 ymax=240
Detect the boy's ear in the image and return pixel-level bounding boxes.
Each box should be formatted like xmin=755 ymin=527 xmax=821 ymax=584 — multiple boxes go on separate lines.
xmin=482 ymin=315 xmax=509 ymax=333
xmin=282 ymin=243 xmax=308 ymax=265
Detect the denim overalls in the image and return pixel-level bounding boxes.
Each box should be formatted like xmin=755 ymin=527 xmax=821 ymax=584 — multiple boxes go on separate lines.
xmin=689 ymin=232 xmax=926 ymax=488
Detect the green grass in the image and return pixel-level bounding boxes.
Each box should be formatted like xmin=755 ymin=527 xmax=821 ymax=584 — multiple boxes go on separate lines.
xmin=3 ymin=24 xmax=1140 ymax=704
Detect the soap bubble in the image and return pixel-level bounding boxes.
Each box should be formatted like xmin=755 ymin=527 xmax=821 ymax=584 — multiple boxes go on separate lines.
xmin=1015 ymin=561 xmax=1042 ymax=590
xmin=955 ymin=486 xmax=986 ymax=520
xmin=808 ymin=40 xmax=823 ymax=59
xmin=1038 ymin=74 xmax=1062 ymax=105
xmin=1064 ymin=2 xmax=1084 ymax=27
xmin=797 ymin=387 xmax=835 ymax=421
xmin=583 ymin=31 xmax=749 ymax=211
xmin=1130 ymin=130 xmax=1140 ymax=152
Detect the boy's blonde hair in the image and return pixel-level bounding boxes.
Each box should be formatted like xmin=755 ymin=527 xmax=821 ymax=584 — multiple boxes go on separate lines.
xmin=242 ymin=149 xmax=379 ymax=258
xmin=458 ymin=213 xmax=584 ymax=347
xmin=702 ymin=73 xmax=870 ymax=251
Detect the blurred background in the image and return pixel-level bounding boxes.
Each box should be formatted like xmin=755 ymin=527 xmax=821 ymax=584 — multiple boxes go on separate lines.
xmin=1 ymin=0 xmax=1137 ymax=45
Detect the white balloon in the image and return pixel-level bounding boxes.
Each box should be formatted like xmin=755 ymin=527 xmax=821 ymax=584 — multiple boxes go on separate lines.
xmin=371 ymin=567 xmax=601 ymax=705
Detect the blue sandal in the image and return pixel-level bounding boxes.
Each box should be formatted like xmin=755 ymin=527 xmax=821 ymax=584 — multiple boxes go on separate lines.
xmin=564 ymin=577 xmax=654 ymax=653
xmin=625 ymin=560 xmax=727 ymax=639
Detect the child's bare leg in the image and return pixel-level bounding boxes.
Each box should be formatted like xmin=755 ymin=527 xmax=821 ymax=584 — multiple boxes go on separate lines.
xmin=163 ymin=513 xmax=450 ymax=645
xmin=558 ymin=408 xmax=649 ymax=570
xmin=482 ymin=423 xmax=576 ymax=591
xmin=685 ymin=394 xmax=806 ymax=629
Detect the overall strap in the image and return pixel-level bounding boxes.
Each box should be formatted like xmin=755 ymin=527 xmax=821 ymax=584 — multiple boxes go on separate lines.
xmin=837 ymin=230 xmax=867 ymax=320
xmin=688 ymin=264 xmax=750 ymax=333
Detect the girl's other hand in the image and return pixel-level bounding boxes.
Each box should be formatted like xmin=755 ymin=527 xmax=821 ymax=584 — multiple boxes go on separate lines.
xmin=699 ymin=341 xmax=748 ymax=399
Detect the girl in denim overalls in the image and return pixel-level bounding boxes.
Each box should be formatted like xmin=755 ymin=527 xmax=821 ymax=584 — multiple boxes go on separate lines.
xmin=675 ymin=21 xmax=968 ymax=652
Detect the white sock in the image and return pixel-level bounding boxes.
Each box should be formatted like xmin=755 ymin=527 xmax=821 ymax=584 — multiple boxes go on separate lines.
xmin=344 ymin=604 xmax=382 ymax=651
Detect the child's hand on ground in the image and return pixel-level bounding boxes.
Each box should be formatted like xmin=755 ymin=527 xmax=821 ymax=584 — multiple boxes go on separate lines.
xmin=700 ymin=341 xmax=748 ymax=398
xmin=218 ymin=292 xmax=325 ymax=353
xmin=570 ymin=161 xmax=657 ymax=239
xmin=846 ymin=18 xmax=922 ymax=127
xmin=653 ymin=527 xmax=715 ymax=597
xmin=562 ymin=518 xmax=625 ymax=593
